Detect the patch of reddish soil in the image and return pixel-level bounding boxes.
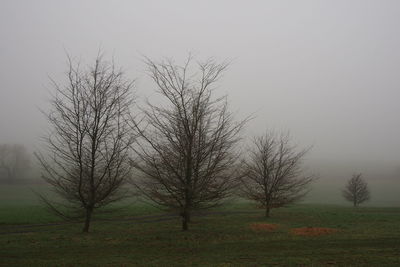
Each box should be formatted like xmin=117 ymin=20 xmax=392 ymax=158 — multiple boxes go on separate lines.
xmin=249 ymin=223 xmax=279 ymax=231
xmin=290 ymin=227 xmax=339 ymax=236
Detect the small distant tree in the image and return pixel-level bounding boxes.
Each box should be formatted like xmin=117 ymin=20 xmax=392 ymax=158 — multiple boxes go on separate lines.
xmin=0 ymin=144 xmax=30 ymax=181
xmin=131 ymin=55 xmax=246 ymax=231
xmin=36 ymin=54 xmax=136 ymax=232
xmin=342 ymin=173 xmax=370 ymax=207
xmin=239 ymin=131 xmax=315 ymax=217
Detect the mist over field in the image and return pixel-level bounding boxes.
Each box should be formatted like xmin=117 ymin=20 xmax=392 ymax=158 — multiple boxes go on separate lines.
xmin=1 ymin=0 xmax=399 ymax=207
xmin=2 ymin=2 xmax=400 ymax=266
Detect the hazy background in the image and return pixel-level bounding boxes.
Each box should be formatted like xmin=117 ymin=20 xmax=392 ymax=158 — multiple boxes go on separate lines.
xmin=0 ymin=0 xmax=399 ymax=205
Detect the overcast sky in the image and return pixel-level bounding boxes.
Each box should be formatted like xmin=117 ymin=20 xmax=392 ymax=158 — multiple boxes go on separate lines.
xmin=1 ymin=0 xmax=399 ymax=167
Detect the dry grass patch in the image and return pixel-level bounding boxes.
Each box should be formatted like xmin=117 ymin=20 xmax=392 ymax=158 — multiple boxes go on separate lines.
xmin=290 ymin=227 xmax=339 ymax=236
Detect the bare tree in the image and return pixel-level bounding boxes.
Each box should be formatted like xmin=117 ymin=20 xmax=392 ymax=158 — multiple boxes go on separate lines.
xmin=0 ymin=144 xmax=30 ymax=181
xmin=239 ymin=131 xmax=315 ymax=217
xmin=342 ymin=173 xmax=370 ymax=207
xmin=36 ymin=54 xmax=135 ymax=232
xmin=131 ymin=55 xmax=246 ymax=231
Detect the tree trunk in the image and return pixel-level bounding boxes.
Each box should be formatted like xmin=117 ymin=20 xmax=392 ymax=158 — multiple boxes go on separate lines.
xmin=182 ymin=209 xmax=190 ymax=231
xmin=82 ymin=208 xmax=93 ymax=233
xmin=186 ymin=211 xmax=191 ymax=223
xmin=265 ymin=206 xmax=271 ymax=217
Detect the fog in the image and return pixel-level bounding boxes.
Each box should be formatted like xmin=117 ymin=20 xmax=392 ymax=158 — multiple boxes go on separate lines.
xmin=0 ymin=0 xmax=399 ymax=205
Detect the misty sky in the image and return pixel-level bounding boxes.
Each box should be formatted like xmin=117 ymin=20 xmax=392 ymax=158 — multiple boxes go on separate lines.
xmin=1 ymin=1 xmax=399 ymax=172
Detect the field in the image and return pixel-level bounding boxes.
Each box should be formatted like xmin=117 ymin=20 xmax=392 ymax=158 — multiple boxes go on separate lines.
xmin=0 ymin=185 xmax=400 ymax=266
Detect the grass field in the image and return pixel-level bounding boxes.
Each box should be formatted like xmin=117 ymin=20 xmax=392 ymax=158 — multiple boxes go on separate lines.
xmin=0 ymin=185 xmax=400 ymax=266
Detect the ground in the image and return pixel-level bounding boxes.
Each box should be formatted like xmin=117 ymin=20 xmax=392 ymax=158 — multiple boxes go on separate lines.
xmin=0 ymin=185 xmax=399 ymax=266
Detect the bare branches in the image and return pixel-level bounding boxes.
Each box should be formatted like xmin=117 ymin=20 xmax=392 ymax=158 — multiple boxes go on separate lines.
xmin=342 ymin=173 xmax=370 ymax=207
xmin=36 ymin=54 xmax=136 ymax=232
xmin=131 ymin=55 xmax=246 ymax=230
xmin=239 ymin=131 xmax=315 ymax=217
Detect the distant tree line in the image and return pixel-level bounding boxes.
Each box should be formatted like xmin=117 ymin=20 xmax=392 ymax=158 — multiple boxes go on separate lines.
xmin=35 ymin=52 xmax=370 ymax=233
xmin=0 ymin=144 xmax=30 ymax=182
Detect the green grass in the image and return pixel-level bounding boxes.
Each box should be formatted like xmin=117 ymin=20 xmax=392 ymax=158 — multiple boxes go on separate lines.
xmin=0 ymin=185 xmax=399 ymax=266
xmin=1 ymin=201 xmax=399 ymax=266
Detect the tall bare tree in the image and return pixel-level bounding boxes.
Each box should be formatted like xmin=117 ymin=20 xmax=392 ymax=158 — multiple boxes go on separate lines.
xmin=0 ymin=144 xmax=30 ymax=181
xmin=342 ymin=173 xmax=370 ymax=207
xmin=239 ymin=131 xmax=314 ymax=217
xmin=36 ymin=54 xmax=135 ymax=232
xmin=131 ymin=55 xmax=246 ymax=231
